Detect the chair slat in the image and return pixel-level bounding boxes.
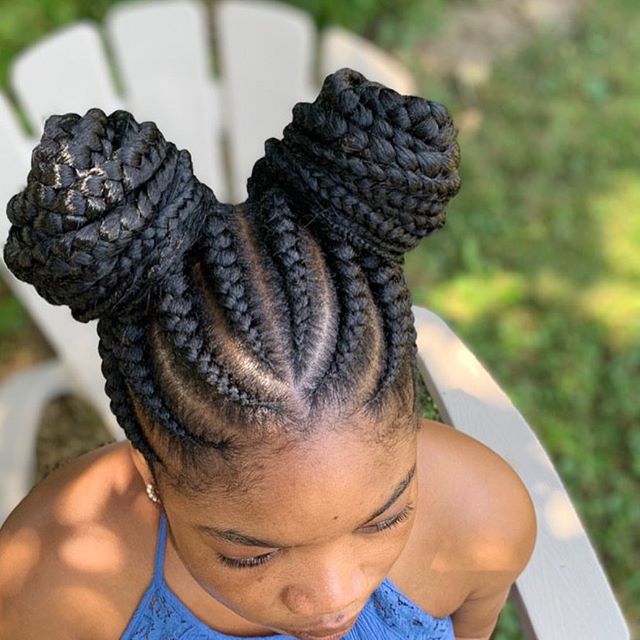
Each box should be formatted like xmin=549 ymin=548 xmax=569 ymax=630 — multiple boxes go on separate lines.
xmin=0 ymin=90 xmax=122 ymax=447
xmin=214 ymin=0 xmax=317 ymax=203
xmin=0 ymin=260 xmax=123 ymax=445
xmin=412 ymin=305 xmax=630 ymax=640
xmin=319 ymin=26 xmax=416 ymax=95
xmin=0 ymin=91 xmax=32 ymax=244
xmin=9 ymin=21 xmax=124 ymax=137
xmin=103 ymin=0 xmax=226 ymax=197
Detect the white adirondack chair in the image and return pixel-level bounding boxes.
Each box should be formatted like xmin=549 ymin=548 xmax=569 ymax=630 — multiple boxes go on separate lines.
xmin=0 ymin=1 xmax=631 ymax=638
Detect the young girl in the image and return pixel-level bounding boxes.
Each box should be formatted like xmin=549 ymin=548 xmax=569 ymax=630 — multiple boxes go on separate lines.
xmin=0 ymin=67 xmax=536 ymax=640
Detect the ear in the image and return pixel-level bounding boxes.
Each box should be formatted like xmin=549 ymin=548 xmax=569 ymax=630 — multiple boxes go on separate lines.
xmin=128 ymin=442 xmax=154 ymax=487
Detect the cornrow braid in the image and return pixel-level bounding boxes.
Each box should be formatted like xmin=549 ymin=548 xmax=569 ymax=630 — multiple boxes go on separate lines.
xmin=197 ymin=202 xmax=273 ymax=372
xmin=3 ymin=67 xmax=461 ymax=491
xmin=98 ymin=317 xmax=231 ymax=456
xmin=248 ymin=67 xmax=461 ymax=409
xmin=310 ymin=240 xmax=377 ymax=409
xmin=252 ymin=187 xmax=321 ymax=382
xmin=154 ymin=252 xmax=273 ymax=407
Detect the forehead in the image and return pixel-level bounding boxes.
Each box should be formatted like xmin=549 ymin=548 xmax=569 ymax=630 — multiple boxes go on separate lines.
xmin=177 ymin=428 xmax=417 ymax=544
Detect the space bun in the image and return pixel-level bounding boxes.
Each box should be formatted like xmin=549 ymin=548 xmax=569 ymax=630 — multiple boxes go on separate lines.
xmin=246 ymin=66 xmax=461 ymax=262
xmin=3 ymin=107 xmax=213 ymax=322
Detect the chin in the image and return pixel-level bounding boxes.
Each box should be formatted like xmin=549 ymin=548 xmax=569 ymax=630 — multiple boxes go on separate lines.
xmin=287 ymin=628 xmax=353 ymax=640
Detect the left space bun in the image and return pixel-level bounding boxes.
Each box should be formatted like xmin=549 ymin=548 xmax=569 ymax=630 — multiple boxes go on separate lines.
xmin=3 ymin=107 xmax=214 ymax=322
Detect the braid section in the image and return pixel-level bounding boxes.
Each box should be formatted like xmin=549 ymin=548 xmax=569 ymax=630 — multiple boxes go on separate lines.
xmin=157 ymin=262 xmax=280 ymax=407
xmin=360 ymin=254 xmax=416 ymax=406
xmin=98 ymin=317 xmax=232 ymax=450
xmin=254 ymin=189 xmax=316 ymax=381
xmin=197 ymin=203 xmax=274 ymax=370
xmin=308 ymin=238 xmax=383 ymax=412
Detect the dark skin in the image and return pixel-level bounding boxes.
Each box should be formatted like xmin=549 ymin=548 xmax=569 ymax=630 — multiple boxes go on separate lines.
xmin=0 ymin=416 xmax=537 ymax=640
xmin=130 ymin=426 xmax=419 ymax=638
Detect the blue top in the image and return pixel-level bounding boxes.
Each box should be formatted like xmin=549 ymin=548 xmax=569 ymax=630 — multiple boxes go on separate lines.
xmin=121 ymin=512 xmax=454 ymax=640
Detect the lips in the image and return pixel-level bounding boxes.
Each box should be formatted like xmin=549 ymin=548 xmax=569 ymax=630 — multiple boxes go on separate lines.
xmin=289 ymin=615 xmax=358 ymax=640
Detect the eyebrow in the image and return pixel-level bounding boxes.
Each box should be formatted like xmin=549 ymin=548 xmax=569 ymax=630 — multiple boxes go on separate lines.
xmin=195 ymin=462 xmax=417 ymax=549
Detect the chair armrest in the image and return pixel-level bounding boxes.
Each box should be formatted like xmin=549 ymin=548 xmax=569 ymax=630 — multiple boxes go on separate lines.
xmin=412 ymin=305 xmax=630 ymax=640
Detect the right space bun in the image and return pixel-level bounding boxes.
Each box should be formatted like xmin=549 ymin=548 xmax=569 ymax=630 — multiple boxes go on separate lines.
xmin=246 ymin=67 xmax=461 ymax=262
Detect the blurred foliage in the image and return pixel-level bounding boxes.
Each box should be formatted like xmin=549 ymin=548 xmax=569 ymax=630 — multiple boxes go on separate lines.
xmin=285 ymin=0 xmax=445 ymax=49
xmin=0 ymin=0 xmax=638 ymax=638
xmin=0 ymin=0 xmax=126 ymax=91
xmin=404 ymin=1 xmax=640 ymax=635
xmin=35 ymin=394 xmax=115 ymax=484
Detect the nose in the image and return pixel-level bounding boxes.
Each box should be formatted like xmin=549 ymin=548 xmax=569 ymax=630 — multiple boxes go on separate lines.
xmin=279 ymin=563 xmax=367 ymax=618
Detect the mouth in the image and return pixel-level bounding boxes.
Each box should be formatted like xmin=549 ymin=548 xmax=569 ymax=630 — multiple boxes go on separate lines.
xmin=288 ymin=615 xmax=358 ymax=640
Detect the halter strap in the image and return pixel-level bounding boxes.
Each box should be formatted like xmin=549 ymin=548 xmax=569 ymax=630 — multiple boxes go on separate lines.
xmin=151 ymin=510 xmax=169 ymax=587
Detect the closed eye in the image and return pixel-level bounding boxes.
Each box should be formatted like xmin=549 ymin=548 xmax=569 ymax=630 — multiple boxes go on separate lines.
xmin=217 ymin=550 xmax=277 ymax=569
xmin=215 ymin=504 xmax=415 ymax=570
xmin=360 ymin=503 xmax=414 ymax=533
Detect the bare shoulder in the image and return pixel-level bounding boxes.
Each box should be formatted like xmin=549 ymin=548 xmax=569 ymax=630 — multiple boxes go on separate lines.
xmin=418 ymin=417 xmax=537 ymax=575
xmin=397 ymin=418 xmax=537 ymax=621
xmin=415 ymin=418 xmax=538 ymax=637
xmin=0 ymin=442 xmax=154 ymax=640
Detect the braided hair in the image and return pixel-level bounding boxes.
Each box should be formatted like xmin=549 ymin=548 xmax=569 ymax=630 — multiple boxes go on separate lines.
xmin=3 ymin=67 xmax=461 ymax=496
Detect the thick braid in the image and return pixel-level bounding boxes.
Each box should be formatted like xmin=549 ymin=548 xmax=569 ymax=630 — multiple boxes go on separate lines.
xmin=156 ymin=259 xmax=279 ymax=406
xmin=197 ymin=204 xmax=275 ymax=372
xmin=312 ymin=239 xmax=373 ymax=400
xmin=99 ymin=316 xmax=232 ymax=450
xmin=97 ymin=320 xmax=162 ymax=463
xmin=253 ymin=188 xmax=316 ymax=380
xmin=360 ymin=253 xmax=416 ymax=403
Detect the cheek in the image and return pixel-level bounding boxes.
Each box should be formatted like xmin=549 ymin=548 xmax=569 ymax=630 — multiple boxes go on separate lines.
xmin=371 ymin=534 xmax=412 ymax=577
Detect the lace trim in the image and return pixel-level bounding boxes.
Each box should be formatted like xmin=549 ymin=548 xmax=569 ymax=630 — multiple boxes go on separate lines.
xmin=371 ymin=579 xmax=455 ymax=639
xmin=122 ymin=578 xmax=454 ymax=640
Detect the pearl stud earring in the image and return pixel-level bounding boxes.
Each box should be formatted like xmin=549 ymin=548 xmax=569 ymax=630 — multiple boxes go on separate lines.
xmin=146 ymin=482 xmax=160 ymax=504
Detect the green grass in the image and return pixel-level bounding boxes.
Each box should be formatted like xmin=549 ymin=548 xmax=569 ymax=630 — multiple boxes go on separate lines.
xmin=0 ymin=0 xmax=638 ymax=637
xmin=403 ymin=2 xmax=640 ymax=635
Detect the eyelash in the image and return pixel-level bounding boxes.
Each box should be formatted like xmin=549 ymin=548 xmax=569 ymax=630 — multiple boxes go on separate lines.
xmin=217 ymin=551 xmax=276 ymax=569
xmin=367 ymin=504 xmax=414 ymax=533
xmin=216 ymin=504 xmax=415 ymax=570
